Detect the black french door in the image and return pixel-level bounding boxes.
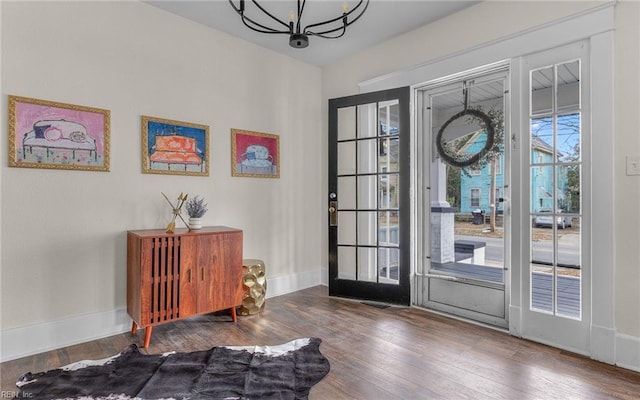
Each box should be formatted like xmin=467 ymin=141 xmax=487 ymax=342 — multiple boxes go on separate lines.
xmin=328 ymin=87 xmax=410 ymax=305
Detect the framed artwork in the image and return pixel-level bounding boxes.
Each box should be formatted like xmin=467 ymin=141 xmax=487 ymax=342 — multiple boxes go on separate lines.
xmin=231 ymin=129 xmax=280 ymax=178
xmin=8 ymin=95 xmax=110 ymax=171
xmin=142 ymin=115 xmax=209 ymax=176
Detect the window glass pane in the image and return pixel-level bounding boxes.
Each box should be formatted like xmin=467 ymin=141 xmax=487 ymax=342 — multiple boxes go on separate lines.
xmin=357 ymin=175 xmax=376 ymax=210
xmin=531 ymin=117 xmax=554 ymax=164
xmin=338 ymin=106 xmax=356 ymax=141
xmin=337 ymin=211 xmax=355 ymax=245
xmin=378 ymin=247 xmax=399 ymax=284
xmin=557 ymin=165 xmax=580 ymax=214
xmin=337 ymin=141 xmax=355 ymax=175
xmin=531 ymin=165 xmax=554 ymax=213
xmin=557 ymin=60 xmax=580 ymax=113
xmin=338 ymin=176 xmax=356 ymax=210
xmin=378 ymin=137 xmax=399 ymax=172
xmin=357 ymin=211 xmax=377 ymax=246
xmin=557 ymin=113 xmax=581 ymax=163
xmin=358 ymin=247 xmax=377 ymax=282
xmin=357 ymin=139 xmax=377 ymax=174
xmin=357 ymin=103 xmax=377 ymax=138
xmin=470 ymin=188 xmax=481 ymax=208
xmin=531 ymin=66 xmax=553 ymax=115
xmin=378 ymin=211 xmax=399 ymax=246
xmin=379 ymin=174 xmax=398 ymax=209
xmin=337 ymin=246 xmax=356 ymax=280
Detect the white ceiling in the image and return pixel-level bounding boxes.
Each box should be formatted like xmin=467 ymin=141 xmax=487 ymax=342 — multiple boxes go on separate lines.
xmin=147 ymin=0 xmax=479 ymax=66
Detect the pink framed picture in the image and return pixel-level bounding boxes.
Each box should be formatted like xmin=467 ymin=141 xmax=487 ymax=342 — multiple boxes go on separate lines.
xmin=231 ymin=129 xmax=280 ymax=178
xmin=8 ymin=95 xmax=110 ymax=171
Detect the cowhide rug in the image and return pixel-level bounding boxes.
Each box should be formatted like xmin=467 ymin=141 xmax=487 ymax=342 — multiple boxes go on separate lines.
xmin=16 ymin=338 xmax=330 ymax=400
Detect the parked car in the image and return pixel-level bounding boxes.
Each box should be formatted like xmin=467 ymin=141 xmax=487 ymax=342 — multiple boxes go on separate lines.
xmin=534 ymin=210 xmax=573 ymax=229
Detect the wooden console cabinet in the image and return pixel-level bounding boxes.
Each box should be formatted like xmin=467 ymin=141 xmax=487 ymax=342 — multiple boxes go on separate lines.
xmin=127 ymin=226 xmax=243 ymax=347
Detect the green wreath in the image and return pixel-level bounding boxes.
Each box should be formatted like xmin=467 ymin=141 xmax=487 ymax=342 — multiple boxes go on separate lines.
xmin=435 ymin=108 xmax=495 ymax=168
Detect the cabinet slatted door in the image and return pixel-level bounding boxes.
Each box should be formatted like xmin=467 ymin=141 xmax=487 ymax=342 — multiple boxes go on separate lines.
xmin=140 ymin=236 xmax=190 ymax=325
xmin=127 ymin=226 xmax=243 ymax=347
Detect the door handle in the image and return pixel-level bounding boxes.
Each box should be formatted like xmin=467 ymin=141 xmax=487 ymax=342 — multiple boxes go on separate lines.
xmin=329 ymin=201 xmax=338 ymax=226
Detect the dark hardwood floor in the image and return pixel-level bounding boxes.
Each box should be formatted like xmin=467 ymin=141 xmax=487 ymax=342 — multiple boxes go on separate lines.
xmin=2 ymin=285 xmax=639 ymax=398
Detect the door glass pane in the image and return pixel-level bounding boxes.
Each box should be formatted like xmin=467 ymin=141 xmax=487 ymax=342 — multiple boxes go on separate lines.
xmin=378 ymin=247 xmax=399 ymax=282
xmin=379 ymin=174 xmax=399 ymax=209
xmin=338 ymin=246 xmax=356 ymax=280
xmin=379 ymin=100 xmax=399 ymax=136
xmin=357 ymin=103 xmax=377 ymax=138
xmin=379 ymin=211 xmax=399 ymax=246
xmin=531 ymin=165 xmax=554 ymax=213
xmin=357 ymin=211 xmax=377 ymax=246
xmin=557 ymin=165 xmax=580 ymax=214
xmin=531 ymin=117 xmax=553 ymax=164
xmin=357 ymin=139 xmax=377 ymax=174
xmin=358 ymin=247 xmax=377 ymax=282
xmin=531 ymin=66 xmax=553 ymax=115
xmin=531 ymin=224 xmax=553 ymax=265
xmin=338 ymin=176 xmax=356 ymax=210
xmin=337 ymin=211 xmax=355 ymax=245
xmin=557 ymin=60 xmax=580 ymax=113
xmin=378 ymin=137 xmax=399 ymax=172
xmin=338 ymin=106 xmax=356 ymax=141
xmin=557 ymin=216 xmax=581 ymax=319
xmin=357 ymin=175 xmax=376 ymax=209
xmin=557 ymin=113 xmax=581 ymax=163
xmin=531 ymin=262 xmax=553 ymax=313
xmin=338 ymin=141 xmax=355 ymax=175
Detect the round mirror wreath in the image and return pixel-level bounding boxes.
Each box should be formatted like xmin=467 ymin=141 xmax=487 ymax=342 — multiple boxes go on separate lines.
xmin=435 ymin=108 xmax=496 ymax=168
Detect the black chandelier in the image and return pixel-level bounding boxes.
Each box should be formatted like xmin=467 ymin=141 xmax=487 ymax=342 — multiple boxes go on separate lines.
xmin=228 ymin=0 xmax=370 ymax=49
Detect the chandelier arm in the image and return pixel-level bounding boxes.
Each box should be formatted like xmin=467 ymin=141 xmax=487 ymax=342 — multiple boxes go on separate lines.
xmin=296 ymin=0 xmax=306 ymax=34
xmin=249 ymin=0 xmax=291 ymax=31
xmin=240 ymin=14 xmax=290 ymax=34
xmin=228 ymin=0 xmax=291 ymax=34
xmin=307 ymin=28 xmax=347 ymax=40
xmin=302 ymin=0 xmax=368 ymax=32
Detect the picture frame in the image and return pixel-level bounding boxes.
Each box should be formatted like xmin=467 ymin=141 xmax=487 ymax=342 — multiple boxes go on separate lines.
xmin=8 ymin=95 xmax=110 ymax=171
xmin=231 ymin=128 xmax=280 ymax=178
xmin=142 ymin=115 xmax=209 ymax=176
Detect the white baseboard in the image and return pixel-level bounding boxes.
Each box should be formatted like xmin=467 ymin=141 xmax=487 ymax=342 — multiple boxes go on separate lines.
xmin=265 ymin=268 xmax=323 ymax=298
xmin=0 ymin=308 xmax=131 ymax=363
xmin=615 ymin=332 xmax=640 ymax=372
xmin=0 ymin=269 xmax=324 ymax=362
xmin=591 ymin=324 xmax=616 ymax=364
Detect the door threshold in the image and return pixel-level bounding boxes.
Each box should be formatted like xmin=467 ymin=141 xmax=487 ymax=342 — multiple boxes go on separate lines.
xmin=412 ymin=304 xmax=509 ymax=334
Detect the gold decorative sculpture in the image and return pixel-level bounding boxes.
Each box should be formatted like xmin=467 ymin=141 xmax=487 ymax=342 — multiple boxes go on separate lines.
xmin=238 ymin=259 xmax=267 ymax=316
xmin=161 ymin=192 xmax=190 ymax=233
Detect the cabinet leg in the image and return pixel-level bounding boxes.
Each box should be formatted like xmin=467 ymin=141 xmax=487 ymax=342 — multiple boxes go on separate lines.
xmin=231 ymin=306 xmax=237 ymax=323
xmin=143 ymin=326 xmax=153 ymax=348
xmin=131 ymin=321 xmax=137 ymax=335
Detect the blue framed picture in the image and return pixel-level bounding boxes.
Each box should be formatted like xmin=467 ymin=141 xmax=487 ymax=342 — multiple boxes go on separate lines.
xmin=142 ymin=116 xmax=209 ymax=176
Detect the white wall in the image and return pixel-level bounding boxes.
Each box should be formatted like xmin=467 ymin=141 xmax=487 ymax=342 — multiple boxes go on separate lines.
xmin=0 ymin=1 xmax=323 ymax=360
xmin=322 ymin=0 xmax=639 ymax=367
